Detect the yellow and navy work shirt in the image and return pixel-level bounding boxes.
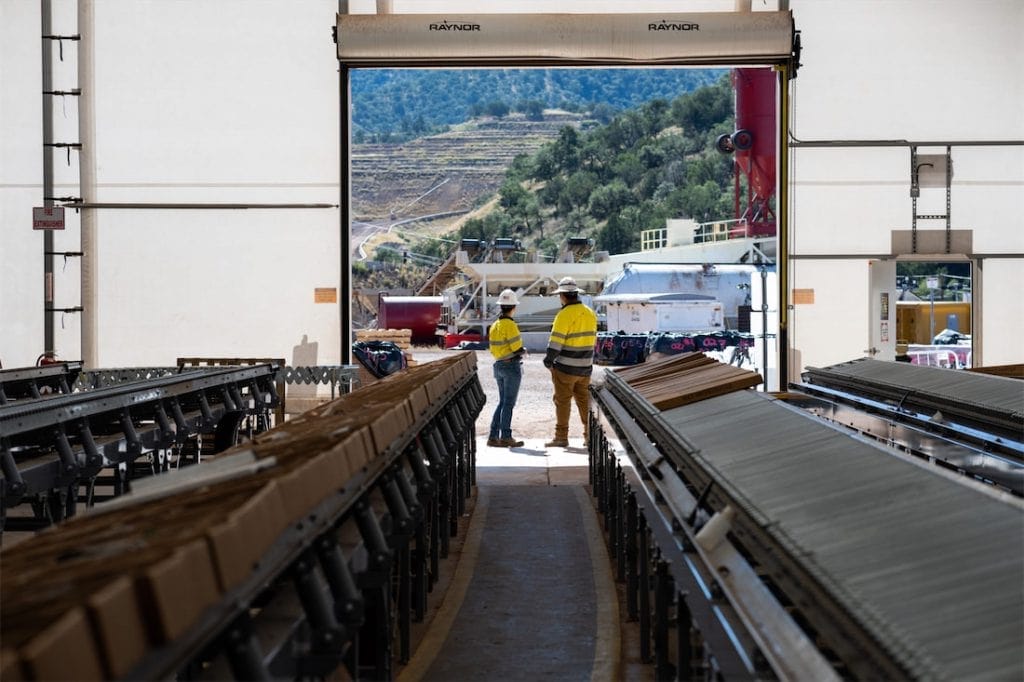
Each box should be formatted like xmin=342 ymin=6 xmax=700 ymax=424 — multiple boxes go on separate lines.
xmin=489 ymin=316 xmax=524 ymax=362
xmin=545 ymin=301 xmax=598 ymax=376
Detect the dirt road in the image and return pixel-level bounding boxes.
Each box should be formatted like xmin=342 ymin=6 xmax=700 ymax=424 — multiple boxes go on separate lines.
xmin=411 ymin=348 xmax=607 ymax=442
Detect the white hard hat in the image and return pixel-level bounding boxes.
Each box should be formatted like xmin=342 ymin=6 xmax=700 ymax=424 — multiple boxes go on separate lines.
xmin=554 ymin=276 xmax=581 ymax=294
xmin=497 ymin=288 xmax=519 ymax=306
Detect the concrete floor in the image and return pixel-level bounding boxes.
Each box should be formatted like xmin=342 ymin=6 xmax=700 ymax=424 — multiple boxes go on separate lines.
xmin=396 ymin=437 xmax=649 ymax=682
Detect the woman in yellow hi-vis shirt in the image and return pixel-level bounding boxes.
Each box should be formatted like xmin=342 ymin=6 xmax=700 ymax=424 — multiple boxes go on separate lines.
xmin=487 ymin=289 xmax=526 ymax=448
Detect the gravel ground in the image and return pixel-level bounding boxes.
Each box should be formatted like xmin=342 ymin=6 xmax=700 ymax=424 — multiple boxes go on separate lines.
xmin=409 ymin=347 xmax=607 ymax=441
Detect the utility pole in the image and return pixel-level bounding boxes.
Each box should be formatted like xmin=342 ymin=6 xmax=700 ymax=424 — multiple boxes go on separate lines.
xmin=79 ymin=0 xmax=98 ymax=368
xmin=41 ymin=0 xmax=55 ymax=360
xmin=338 ymin=0 xmax=352 ymax=364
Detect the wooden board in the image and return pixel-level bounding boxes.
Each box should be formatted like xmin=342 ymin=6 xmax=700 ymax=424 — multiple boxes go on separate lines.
xmin=614 ymin=352 xmax=762 ymax=411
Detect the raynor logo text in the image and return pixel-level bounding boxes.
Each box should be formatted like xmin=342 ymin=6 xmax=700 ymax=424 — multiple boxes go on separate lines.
xmin=429 ymin=20 xmax=481 ymax=32
xmin=649 ymin=21 xmax=700 ymax=31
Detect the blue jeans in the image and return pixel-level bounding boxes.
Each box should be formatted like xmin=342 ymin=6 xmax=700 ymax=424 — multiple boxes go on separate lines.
xmin=489 ymin=359 xmax=523 ymax=439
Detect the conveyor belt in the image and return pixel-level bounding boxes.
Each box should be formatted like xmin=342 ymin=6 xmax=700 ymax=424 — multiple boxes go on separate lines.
xmin=1 ymin=353 xmax=484 ymax=680
xmin=803 ymin=358 xmax=1024 ymax=441
xmin=0 ymin=365 xmax=281 ymax=529
xmin=0 ymin=366 xmax=272 ymax=437
xmin=646 ymin=388 xmax=1023 ymax=680
xmin=784 ymin=384 xmax=1024 ymax=495
xmin=0 ymin=363 xmax=81 ymax=403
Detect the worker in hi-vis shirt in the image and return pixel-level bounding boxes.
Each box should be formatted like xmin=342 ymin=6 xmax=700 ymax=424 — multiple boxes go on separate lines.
xmin=543 ymin=277 xmax=598 ymax=448
xmin=487 ymin=289 xmax=526 ymax=448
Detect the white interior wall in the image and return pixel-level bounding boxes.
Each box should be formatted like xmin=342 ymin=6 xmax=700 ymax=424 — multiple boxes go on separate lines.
xmin=1 ymin=1 xmax=46 ymax=368
xmin=789 ymin=259 xmax=870 ymax=374
xmin=790 ymin=148 xmax=907 ymax=254
xmin=787 ymin=0 xmax=1024 ymax=374
xmin=2 ymin=0 xmax=341 ymax=369
xmin=92 ymin=1 xmax=341 ymax=368
xmin=979 ymin=259 xmax=1024 ymax=365
xmin=789 ymin=1 xmax=1022 ymax=140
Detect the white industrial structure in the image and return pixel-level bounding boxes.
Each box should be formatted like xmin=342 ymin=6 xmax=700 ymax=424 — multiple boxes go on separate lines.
xmin=2 ymin=0 xmax=1021 ymax=379
xmin=1 ymin=3 xmax=1021 ymax=679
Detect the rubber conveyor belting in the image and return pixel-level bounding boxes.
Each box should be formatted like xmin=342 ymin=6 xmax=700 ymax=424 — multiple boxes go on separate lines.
xmin=646 ymin=388 xmax=1023 ymax=680
xmin=802 ymin=357 xmax=1024 ymax=441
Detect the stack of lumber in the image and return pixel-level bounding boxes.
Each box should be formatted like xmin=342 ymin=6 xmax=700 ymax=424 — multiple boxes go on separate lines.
xmin=354 ymin=361 xmax=380 ymax=389
xmin=0 ymin=352 xmax=479 ymax=681
xmin=355 ymin=328 xmax=412 ymax=350
xmin=612 ymin=352 xmax=763 ymax=411
xmin=966 ymin=363 xmax=1024 ymax=379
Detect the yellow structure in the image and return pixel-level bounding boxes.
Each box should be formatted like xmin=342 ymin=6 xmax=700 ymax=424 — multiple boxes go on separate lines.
xmin=897 ymin=301 xmax=972 ymax=344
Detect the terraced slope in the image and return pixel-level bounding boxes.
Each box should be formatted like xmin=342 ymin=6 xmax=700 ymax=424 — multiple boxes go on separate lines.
xmin=352 ymin=113 xmax=585 ymax=219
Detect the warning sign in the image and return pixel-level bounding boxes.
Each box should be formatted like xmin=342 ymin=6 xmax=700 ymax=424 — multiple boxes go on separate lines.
xmin=314 ymin=288 xmax=337 ymax=304
xmin=33 ymin=206 xmax=65 ymax=230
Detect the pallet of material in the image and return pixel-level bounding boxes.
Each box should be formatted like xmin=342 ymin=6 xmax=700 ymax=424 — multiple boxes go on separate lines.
xmin=966 ymin=363 xmax=1024 ymax=379
xmin=355 ymin=329 xmax=412 ymax=349
xmin=612 ymin=352 xmax=763 ymax=411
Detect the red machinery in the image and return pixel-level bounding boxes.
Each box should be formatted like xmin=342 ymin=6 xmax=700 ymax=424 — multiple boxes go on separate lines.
xmin=377 ymin=295 xmax=442 ymax=345
xmin=717 ymin=67 xmax=777 ymax=238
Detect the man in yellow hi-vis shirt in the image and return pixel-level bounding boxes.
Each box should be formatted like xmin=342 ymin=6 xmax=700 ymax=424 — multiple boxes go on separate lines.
xmin=543 ymin=277 xmax=598 ymax=448
xmin=487 ymin=289 xmax=526 ymax=448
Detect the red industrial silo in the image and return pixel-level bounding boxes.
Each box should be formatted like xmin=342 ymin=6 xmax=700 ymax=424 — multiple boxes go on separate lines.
xmin=718 ymin=67 xmax=778 ymax=238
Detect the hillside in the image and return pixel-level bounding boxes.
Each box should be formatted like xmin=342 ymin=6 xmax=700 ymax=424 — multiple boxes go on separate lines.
xmin=352 ymin=74 xmax=740 ymax=305
xmin=352 ymin=112 xmax=587 ymax=220
xmin=351 ymin=68 xmax=723 ymax=140
xmin=450 ymin=74 xmax=737 ymax=258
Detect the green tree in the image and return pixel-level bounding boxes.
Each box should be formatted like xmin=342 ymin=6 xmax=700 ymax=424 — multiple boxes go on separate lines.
xmin=612 ymin=152 xmax=645 ymax=187
xmin=538 ymin=175 xmax=565 ymax=209
xmin=517 ymin=99 xmax=545 ymax=120
xmin=551 ymin=126 xmax=582 ymax=172
xmin=640 ymin=98 xmax=670 ymax=137
xmin=507 ymin=153 xmax=535 ymax=182
xmin=484 ymin=100 xmax=510 ymax=118
xmin=678 ymin=180 xmax=728 ymax=222
xmin=532 ymin=147 xmax=559 ymax=182
xmin=588 ymin=179 xmax=633 ymax=221
xmin=671 ymin=73 xmax=733 ymax=135
xmin=519 ymin=196 xmax=543 ymax=236
xmin=591 ymin=102 xmax=619 ymax=124
xmin=565 ymin=208 xmax=596 ymax=234
xmin=499 ymin=179 xmax=530 ymax=213
xmin=597 ymin=208 xmax=640 ymax=254
xmin=560 ymin=170 xmax=599 ymax=215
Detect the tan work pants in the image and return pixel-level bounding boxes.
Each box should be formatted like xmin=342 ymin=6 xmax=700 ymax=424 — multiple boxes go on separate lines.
xmin=550 ymin=367 xmax=591 ymax=440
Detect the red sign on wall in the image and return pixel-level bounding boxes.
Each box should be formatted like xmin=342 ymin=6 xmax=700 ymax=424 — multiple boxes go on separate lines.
xmin=33 ymin=206 xmax=65 ymax=230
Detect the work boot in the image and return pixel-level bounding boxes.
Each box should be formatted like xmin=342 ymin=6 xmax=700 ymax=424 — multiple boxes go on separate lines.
xmin=486 ymin=437 xmax=501 ymax=447
xmin=544 ymin=438 xmax=569 ymax=448
xmin=497 ymin=438 xmax=524 ymax=448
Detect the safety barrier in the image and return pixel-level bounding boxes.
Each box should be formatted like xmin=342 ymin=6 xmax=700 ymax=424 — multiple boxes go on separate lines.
xmin=594 ymin=331 xmax=756 ymax=366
